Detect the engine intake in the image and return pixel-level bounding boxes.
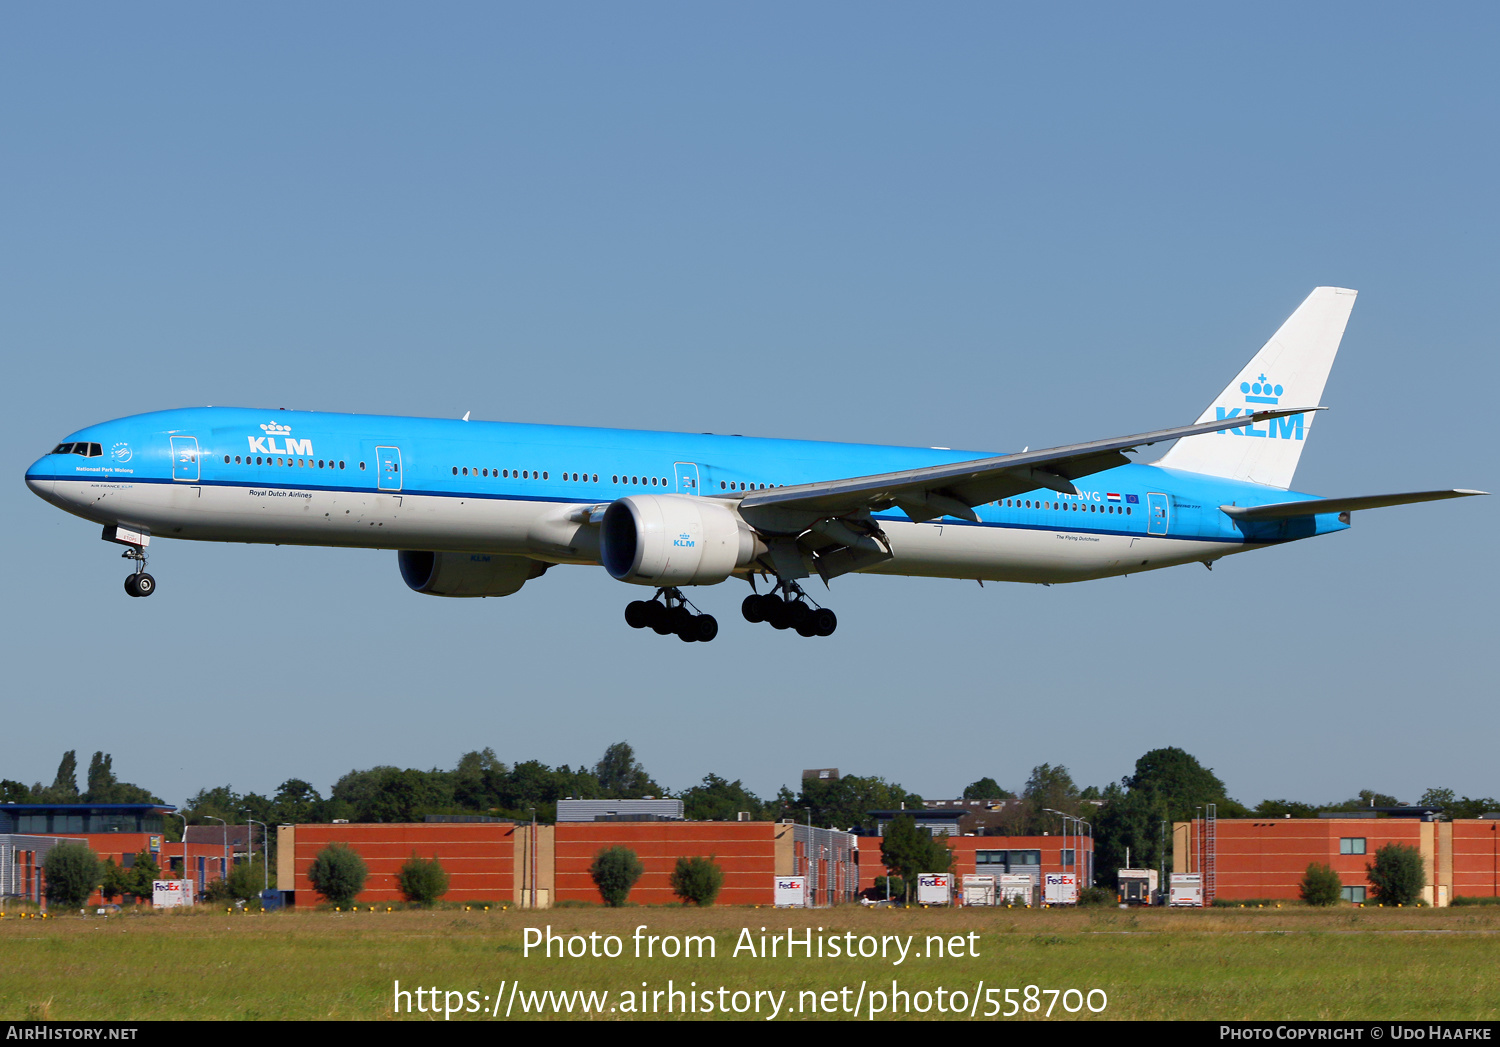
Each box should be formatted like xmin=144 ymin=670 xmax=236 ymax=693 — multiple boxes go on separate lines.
xmin=600 ymin=495 xmax=759 ymax=586
xmin=398 ymin=550 xmax=548 ymax=598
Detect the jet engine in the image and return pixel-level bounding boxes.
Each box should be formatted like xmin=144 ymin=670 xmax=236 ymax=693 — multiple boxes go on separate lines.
xmin=600 ymin=495 xmax=761 ymax=586
xmin=398 ymin=550 xmax=548 ymax=597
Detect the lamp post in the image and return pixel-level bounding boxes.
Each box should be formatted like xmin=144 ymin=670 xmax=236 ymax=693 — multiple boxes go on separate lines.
xmin=168 ymin=812 xmax=189 ymax=903
xmin=206 ymin=816 xmax=228 ymax=886
xmin=244 ymin=817 xmax=269 ymax=895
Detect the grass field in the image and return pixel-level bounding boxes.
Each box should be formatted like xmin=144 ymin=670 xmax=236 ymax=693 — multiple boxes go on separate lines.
xmin=2 ymin=903 xmax=1496 ymax=1021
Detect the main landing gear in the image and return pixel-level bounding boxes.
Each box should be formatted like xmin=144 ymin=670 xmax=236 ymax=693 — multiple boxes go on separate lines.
xmin=741 ymin=580 xmax=837 ymax=638
xmin=121 ymin=546 xmax=156 ymax=598
xmin=624 ymin=588 xmax=719 ymax=643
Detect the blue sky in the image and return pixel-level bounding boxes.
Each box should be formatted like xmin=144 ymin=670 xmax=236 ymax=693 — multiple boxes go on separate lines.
xmin=4 ymin=4 xmax=1495 ymax=812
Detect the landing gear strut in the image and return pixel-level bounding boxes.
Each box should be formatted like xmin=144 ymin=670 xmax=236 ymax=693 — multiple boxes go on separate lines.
xmin=121 ymin=546 xmax=156 ymax=598
xmin=624 ymin=588 xmax=718 ymax=643
xmin=741 ymin=578 xmax=836 ymax=637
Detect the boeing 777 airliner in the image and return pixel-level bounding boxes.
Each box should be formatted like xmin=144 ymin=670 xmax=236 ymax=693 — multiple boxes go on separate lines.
xmin=25 ymin=288 xmax=1483 ymax=641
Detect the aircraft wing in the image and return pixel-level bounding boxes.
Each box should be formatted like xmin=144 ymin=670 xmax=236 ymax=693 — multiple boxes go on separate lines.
xmin=1220 ymin=489 xmax=1487 ymax=521
xmin=736 ymin=407 xmax=1321 ymax=532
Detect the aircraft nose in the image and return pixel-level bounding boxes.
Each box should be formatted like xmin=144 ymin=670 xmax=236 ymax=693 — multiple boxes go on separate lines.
xmin=25 ymin=458 xmax=55 ymax=501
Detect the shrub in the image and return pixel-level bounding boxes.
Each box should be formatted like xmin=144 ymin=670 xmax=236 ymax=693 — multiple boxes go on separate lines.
xmin=670 ymin=856 xmax=724 ymax=907
xmin=227 ymin=858 xmax=270 ymax=903
xmin=872 ymin=875 xmax=906 ymax=901
xmin=203 ymin=876 xmax=237 ymax=904
xmin=308 ymin=843 xmax=368 ymax=907
xmin=1367 ymin=843 xmax=1425 ymax=907
xmin=43 ymin=842 xmax=101 ymax=910
xmin=589 ymin=846 xmax=644 ymax=907
xmin=1300 ymin=862 xmax=1343 ymax=906
xmin=1078 ymin=886 xmax=1115 ymax=907
xmin=397 ymin=854 xmax=450 ymax=905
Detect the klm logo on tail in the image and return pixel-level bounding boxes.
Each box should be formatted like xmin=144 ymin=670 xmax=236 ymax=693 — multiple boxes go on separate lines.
xmin=1216 ymin=375 xmax=1303 ymax=440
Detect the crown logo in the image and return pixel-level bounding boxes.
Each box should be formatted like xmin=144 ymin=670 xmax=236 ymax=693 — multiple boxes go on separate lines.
xmin=260 ymin=422 xmax=293 ymax=434
xmin=1240 ymin=374 xmax=1283 ymax=405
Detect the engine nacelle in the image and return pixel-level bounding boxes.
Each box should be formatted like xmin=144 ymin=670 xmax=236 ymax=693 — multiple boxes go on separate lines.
xmin=600 ymin=495 xmax=760 ymax=586
xmin=398 ymin=550 xmax=548 ymax=598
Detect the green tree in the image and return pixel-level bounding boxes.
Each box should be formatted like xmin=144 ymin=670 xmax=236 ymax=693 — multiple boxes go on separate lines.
xmin=227 ymin=858 xmax=270 ymax=903
xmin=100 ymin=857 xmax=126 ymax=903
xmin=1254 ymin=799 xmax=1321 ymax=818
xmin=308 ymin=843 xmax=369 ymax=907
xmin=873 ymin=875 xmax=906 ymax=901
xmin=879 ymin=815 xmax=953 ymax=902
xmin=43 ymin=842 xmax=100 ymax=909
xmin=1417 ymin=788 xmax=1500 ymax=821
xmin=270 ymin=778 xmax=324 ymax=824
xmin=1367 ymin=843 xmax=1425 ymax=906
xmin=680 ymin=774 xmax=766 ymax=821
xmin=397 ymin=854 xmax=450 ymax=905
xmin=589 ymin=846 xmax=645 ymax=907
xmin=670 ymin=856 xmax=724 ymax=906
xmin=38 ymin=751 xmax=80 ymax=803
xmin=789 ymin=774 xmax=924 ymax=833
xmin=122 ymin=849 xmax=160 ymax=902
xmin=594 ymin=742 xmax=659 ymax=798
xmin=961 ymin=777 xmax=1013 ymax=800
xmin=1299 ymin=862 xmax=1343 ymax=906
xmin=0 ymin=779 xmax=33 ymax=803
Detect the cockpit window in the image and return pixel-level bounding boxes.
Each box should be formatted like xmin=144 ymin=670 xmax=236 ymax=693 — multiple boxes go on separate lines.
xmin=51 ymin=443 xmax=102 ymax=457
xmin=53 ymin=443 xmax=74 ymax=454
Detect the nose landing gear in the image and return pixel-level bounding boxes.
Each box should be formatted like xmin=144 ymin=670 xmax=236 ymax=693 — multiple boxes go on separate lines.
xmin=741 ymin=579 xmax=836 ymax=637
xmin=624 ymin=588 xmax=718 ymax=642
xmin=104 ymin=526 xmax=156 ymax=598
xmin=121 ymin=546 xmax=156 ymax=598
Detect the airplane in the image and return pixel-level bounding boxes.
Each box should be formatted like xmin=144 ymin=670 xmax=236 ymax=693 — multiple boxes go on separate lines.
xmin=25 ymin=287 xmax=1483 ymax=642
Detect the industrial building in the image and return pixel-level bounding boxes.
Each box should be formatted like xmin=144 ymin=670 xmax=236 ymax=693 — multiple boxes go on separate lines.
xmin=1173 ymin=812 xmax=1500 ymax=905
xmin=1 ymin=803 xmax=243 ymax=907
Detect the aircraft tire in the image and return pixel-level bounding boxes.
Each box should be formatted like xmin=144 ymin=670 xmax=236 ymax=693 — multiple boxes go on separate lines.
xmin=795 ymin=620 xmax=819 ymax=637
xmin=124 ymin=575 xmax=141 ymax=597
xmin=644 ymin=602 xmax=672 ymax=634
xmin=624 ymin=601 xmax=651 ymax=629
xmin=812 ymin=608 xmax=837 ymax=636
xmin=134 ymin=574 xmax=156 ymax=597
xmin=668 ymin=606 xmax=694 ymax=635
xmin=741 ymin=595 xmax=765 ymax=623
xmin=693 ymin=614 xmax=719 ymax=642
xmin=784 ymin=600 xmax=811 ymax=628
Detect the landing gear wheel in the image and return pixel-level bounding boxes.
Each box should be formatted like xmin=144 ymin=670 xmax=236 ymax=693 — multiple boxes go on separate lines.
xmin=811 ymin=608 xmax=837 ymax=636
xmin=692 ymin=614 xmax=718 ymax=643
xmin=133 ymin=573 xmax=156 ymax=597
xmin=124 ymin=575 xmax=141 ymax=597
xmin=741 ymin=594 xmax=766 ymax=623
xmin=784 ymin=600 xmax=811 ymax=629
xmin=624 ymin=601 xmax=652 ymax=629
xmin=647 ymin=602 xmax=673 ymax=635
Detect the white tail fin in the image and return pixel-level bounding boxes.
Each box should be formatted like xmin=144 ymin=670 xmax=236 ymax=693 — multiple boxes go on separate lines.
xmin=1156 ymin=287 xmax=1357 ymax=490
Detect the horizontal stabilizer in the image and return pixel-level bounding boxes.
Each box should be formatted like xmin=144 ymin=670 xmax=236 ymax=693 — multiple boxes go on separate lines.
xmin=1221 ymin=489 xmax=1487 ymax=521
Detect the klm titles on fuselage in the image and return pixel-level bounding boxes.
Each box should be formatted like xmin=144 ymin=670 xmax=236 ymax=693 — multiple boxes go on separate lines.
xmin=247 ymin=422 xmax=312 ymax=457
xmin=247 ymin=435 xmax=314 ymax=455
